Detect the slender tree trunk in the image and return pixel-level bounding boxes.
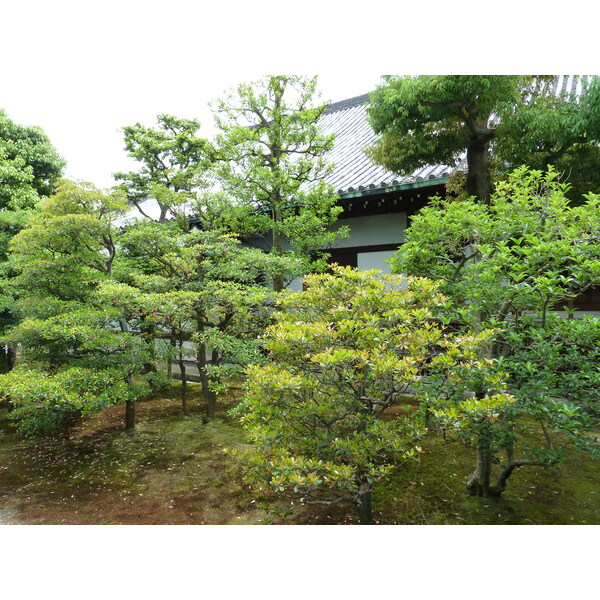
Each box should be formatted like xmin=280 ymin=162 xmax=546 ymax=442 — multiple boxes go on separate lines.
xmin=119 ymin=318 xmax=136 ymax=432
xmin=125 ymin=396 xmax=136 ymax=432
xmin=356 ymin=481 xmax=373 ymax=525
xmin=194 ymin=255 xmax=216 ymax=420
xmin=466 ymin=134 xmax=492 ymax=205
xmin=196 ymin=341 xmax=217 ymax=421
xmin=167 ymin=333 xmax=175 ymax=379
xmin=466 ymin=434 xmax=493 ymax=497
xmin=178 ymin=339 xmax=188 ymax=415
xmin=272 ymin=205 xmax=284 ymax=292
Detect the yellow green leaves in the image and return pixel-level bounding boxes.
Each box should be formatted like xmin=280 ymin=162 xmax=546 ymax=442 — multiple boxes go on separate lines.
xmin=235 ymin=267 xmax=504 ymax=514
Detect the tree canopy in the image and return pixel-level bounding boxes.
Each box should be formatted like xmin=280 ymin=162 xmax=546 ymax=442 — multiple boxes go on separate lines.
xmin=0 ymin=110 xmax=66 ymax=356
xmin=367 ymin=75 xmax=600 ymax=203
xmin=390 ymin=167 xmax=600 ymax=496
xmin=1 ymin=180 xmax=152 ymax=434
xmin=114 ymin=114 xmax=213 ymax=223
xmin=0 ymin=109 xmax=66 ymax=211
xmin=212 ymin=75 xmax=345 ymax=290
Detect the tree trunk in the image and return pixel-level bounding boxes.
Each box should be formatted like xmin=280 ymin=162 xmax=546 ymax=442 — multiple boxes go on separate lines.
xmin=196 ymin=342 xmax=217 ymax=421
xmin=204 ymin=388 xmax=217 ymax=421
xmin=140 ymin=317 xmax=157 ymax=374
xmin=356 ymin=482 xmax=373 ymax=525
xmin=119 ymin=318 xmax=136 ymax=432
xmin=272 ymin=209 xmax=284 ymax=293
xmin=466 ymin=135 xmax=492 ymax=205
xmin=491 ymin=458 xmax=537 ymax=496
xmin=178 ymin=341 xmax=188 ymax=415
xmin=125 ymin=398 xmax=136 ymax=432
xmin=466 ymin=435 xmax=494 ymax=497
xmin=6 ymin=345 xmax=19 ymax=371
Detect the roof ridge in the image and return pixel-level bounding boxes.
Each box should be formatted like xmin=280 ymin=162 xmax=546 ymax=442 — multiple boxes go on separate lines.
xmin=324 ymin=93 xmax=370 ymax=114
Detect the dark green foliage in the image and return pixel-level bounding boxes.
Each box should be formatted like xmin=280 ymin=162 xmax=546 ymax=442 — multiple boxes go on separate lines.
xmin=0 ymin=110 xmax=66 ymax=339
xmin=367 ymin=75 xmax=600 ymax=202
xmin=0 ymin=366 xmax=147 ymax=437
xmin=120 ymin=218 xmax=303 ymax=419
xmin=495 ymin=76 xmax=600 ymax=201
xmin=367 ymin=75 xmax=533 ymax=202
xmin=0 ymin=109 xmax=66 ymax=210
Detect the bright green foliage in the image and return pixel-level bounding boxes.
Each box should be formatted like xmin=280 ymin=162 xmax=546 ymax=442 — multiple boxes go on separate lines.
xmin=390 ymin=167 xmax=600 ymax=496
xmin=233 ymin=267 xmax=511 ymax=523
xmin=1 ymin=181 xmax=152 ymax=434
xmin=0 ymin=366 xmax=147 ymax=437
xmin=391 ymin=167 xmax=600 ymax=325
xmin=114 ymin=114 xmax=213 ymax=223
xmin=212 ymin=76 xmax=346 ymax=288
xmin=120 ymin=218 xmax=303 ymax=419
xmin=10 ymin=180 xmax=129 ymax=301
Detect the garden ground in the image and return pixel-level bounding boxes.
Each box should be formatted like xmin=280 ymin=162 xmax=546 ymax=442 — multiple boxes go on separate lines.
xmin=0 ymin=382 xmax=598 ymax=525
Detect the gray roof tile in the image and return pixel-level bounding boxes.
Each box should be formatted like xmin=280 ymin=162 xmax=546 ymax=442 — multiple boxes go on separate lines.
xmin=319 ymin=95 xmax=452 ymax=196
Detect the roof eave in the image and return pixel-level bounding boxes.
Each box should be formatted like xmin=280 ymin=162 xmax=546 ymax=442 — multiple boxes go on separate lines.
xmin=337 ymin=176 xmax=448 ymax=199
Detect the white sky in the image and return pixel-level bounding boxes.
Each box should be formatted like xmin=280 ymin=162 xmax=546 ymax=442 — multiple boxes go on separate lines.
xmin=3 ymin=1 xmax=594 ymax=191
xmin=2 ymin=1 xmax=387 ymax=189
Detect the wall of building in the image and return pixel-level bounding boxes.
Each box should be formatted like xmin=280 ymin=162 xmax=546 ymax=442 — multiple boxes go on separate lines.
xmin=285 ymin=210 xmax=407 ymax=290
xmin=330 ymin=212 xmax=407 ymax=249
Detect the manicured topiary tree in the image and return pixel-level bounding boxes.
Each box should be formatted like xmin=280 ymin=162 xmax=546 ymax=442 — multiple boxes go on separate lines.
xmin=233 ymin=267 xmax=511 ymax=523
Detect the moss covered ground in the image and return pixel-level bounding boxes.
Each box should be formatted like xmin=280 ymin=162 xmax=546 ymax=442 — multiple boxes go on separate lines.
xmin=0 ymin=383 xmax=598 ymax=525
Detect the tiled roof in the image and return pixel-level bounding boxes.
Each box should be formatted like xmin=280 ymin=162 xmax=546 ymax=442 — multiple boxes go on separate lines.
xmin=548 ymin=74 xmax=591 ymax=97
xmin=320 ymin=95 xmax=452 ymax=197
xmin=320 ymin=75 xmax=594 ymax=197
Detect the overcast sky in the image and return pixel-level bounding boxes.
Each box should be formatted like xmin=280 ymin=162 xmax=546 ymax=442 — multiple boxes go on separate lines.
xmin=3 ymin=2 xmax=593 ymax=192
xmin=2 ymin=1 xmax=387 ymax=189
xmin=3 ymin=69 xmax=381 ymax=189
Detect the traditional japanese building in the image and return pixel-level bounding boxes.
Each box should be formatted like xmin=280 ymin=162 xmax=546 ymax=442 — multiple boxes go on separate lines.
xmin=315 ymin=93 xmax=451 ymax=275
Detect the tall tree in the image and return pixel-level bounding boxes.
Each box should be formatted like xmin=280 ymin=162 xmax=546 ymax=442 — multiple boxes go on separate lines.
xmin=389 ymin=167 xmax=600 ymax=496
xmin=114 ymin=114 xmax=213 ymax=223
xmin=367 ymin=76 xmax=532 ymax=204
xmin=367 ymin=75 xmax=600 ymax=204
xmin=212 ymin=75 xmax=346 ymax=291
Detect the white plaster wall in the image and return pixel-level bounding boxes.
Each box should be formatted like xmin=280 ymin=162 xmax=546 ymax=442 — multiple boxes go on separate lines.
xmin=331 ymin=212 xmax=407 ymax=249
xmin=286 ymin=277 xmax=303 ymax=292
xmin=357 ymin=250 xmax=395 ymax=274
